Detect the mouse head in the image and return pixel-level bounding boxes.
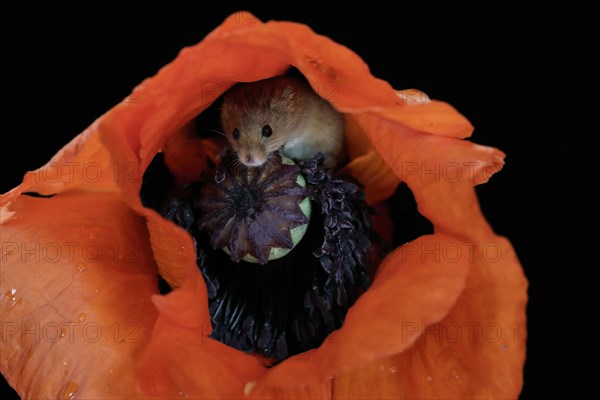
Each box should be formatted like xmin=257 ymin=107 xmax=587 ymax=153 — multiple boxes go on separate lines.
xmin=220 ymin=75 xmax=304 ymax=167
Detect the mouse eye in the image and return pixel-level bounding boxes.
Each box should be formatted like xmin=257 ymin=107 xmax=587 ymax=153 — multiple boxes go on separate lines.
xmin=261 ymin=125 xmax=273 ymax=138
xmin=232 ymin=128 xmax=240 ymax=140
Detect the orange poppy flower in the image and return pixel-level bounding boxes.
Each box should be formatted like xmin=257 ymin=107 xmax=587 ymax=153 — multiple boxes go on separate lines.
xmin=0 ymin=11 xmax=527 ymax=399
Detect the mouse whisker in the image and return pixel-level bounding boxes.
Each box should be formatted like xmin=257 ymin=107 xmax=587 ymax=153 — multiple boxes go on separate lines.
xmin=208 ymin=128 xmax=227 ymax=138
xmin=232 ymin=158 xmax=244 ymax=174
xmin=265 ymin=158 xmax=275 ymax=169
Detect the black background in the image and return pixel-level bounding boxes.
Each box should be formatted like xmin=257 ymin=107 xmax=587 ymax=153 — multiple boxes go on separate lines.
xmin=1 ymin=4 xmax=592 ymax=399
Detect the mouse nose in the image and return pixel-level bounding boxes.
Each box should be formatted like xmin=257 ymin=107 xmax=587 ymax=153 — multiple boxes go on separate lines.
xmin=244 ymin=155 xmax=262 ymax=167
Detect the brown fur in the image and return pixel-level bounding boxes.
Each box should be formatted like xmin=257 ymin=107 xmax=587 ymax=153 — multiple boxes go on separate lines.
xmin=220 ymin=74 xmax=344 ymax=168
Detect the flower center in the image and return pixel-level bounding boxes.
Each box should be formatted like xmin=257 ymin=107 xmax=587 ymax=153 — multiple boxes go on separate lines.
xmin=142 ymin=152 xmax=379 ymax=362
xmin=228 ymin=187 xmax=259 ymax=218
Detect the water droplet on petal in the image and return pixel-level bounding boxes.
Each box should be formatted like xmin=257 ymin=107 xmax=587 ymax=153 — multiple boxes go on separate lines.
xmin=244 ymin=381 xmax=257 ymax=396
xmin=426 ymin=375 xmax=433 ymax=382
xmin=77 ymin=313 xmax=86 ymax=322
xmin=63 ymin=361 xmax=68 ymax=366
xmin=178 ymin=390 xmax=189 ymax=398
xmin=450 ymin=368 xmax=459 ymax=379
xmin=389 ymin=366 xmax=398 ymax=374
xmin=88 ymin=233 xmax=96 ymax=240
xmin=76 ymin=263 xmax=86 ymax=272
xmin=62 ymin=381 xmax=78 ymax=400
xmin=2 ymin=289 xmax=19 ymax=307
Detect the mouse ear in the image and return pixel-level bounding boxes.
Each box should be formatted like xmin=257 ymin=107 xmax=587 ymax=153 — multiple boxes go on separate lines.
xmin=268 ymin=83 xmax=297 ymax=111
xmin=281 ymin=85 xmax=296 ymax=100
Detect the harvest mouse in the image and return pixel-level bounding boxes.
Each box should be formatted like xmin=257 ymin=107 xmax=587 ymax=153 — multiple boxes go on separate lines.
xmin=219 ymin=74 xmax=345 ymax=168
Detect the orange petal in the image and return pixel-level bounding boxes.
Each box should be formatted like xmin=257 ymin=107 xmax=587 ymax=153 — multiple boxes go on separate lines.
xmin=341 ymin=115 xmax=401 ymax=204
xmin=0 ymin=126 xmax=122 ymax=205
xmin=332 ymin=237 xmax=527 ymax=399
xmin=136 ymin=290 xmax=267 ymax=398
xmin=162 ymin=121 xmax=222 ymax=187
xmin=1 ymin=191 xmax=158 ymax=399
xmin=137 ymin=205 xmax=200 ymax=293
xmin=354 ymin=113 xmax=505 ymax=239
xmin=249 ymin=234 xmax=470 ymax=396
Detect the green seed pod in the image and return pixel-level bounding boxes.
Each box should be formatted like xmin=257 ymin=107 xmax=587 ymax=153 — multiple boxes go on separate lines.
xmin=197 ymin=153 xmax=311 ymax=264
